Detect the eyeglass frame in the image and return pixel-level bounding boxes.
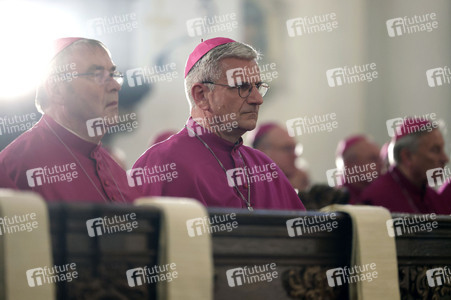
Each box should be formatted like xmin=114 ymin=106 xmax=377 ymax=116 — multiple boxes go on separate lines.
xmin=201 ymin=81 xmax=270 ymax=98
xmin=76 ymin=69 xmax=124 ymax=86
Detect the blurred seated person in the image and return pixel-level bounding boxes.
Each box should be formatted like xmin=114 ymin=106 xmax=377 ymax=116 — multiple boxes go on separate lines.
xmin=250 ymin=122 xmax=310 ymax=192
xmin=438 ymin=182 xmax=451 ymax=213
xmin=438 ymin=164 xmax=451 ymax=213
xmin=298 ymin=184 xmax=349 ymax=210
xmin=335 ymin=135 xmax=382 ymax=204
xmin=360 ymin=118 xmax=448 ymax=213
xmin=438 ymin=184 xmax=451 ymax=213
xmin=379 ymin=142 xmax=391 ymax=175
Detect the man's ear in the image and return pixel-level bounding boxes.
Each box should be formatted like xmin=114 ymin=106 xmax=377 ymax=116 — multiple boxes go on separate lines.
xmin=399 ymin=147 xmax=413 ymax=167
xmin=191 ymin=83 xmax=211 ymax=111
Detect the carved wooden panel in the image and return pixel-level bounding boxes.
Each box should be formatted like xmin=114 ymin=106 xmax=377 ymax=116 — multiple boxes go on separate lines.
xmin=49 ymin=203 xmax=161 ymax=300
xmin=45 ymin=205 xmax=451 ymax=299
xmin=282 ymin=266 xmax=347 ymax=300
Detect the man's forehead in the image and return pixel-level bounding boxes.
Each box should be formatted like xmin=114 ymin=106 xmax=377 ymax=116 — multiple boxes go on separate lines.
xmin=268 ymin=127 xmax=296 ymax=145
xmin=353 ymin=140 xmax=378 ymax=152
xmin=419 ymin=129 xmax=444 ymax=145
xmin=220 ymin=57 xmax=258 ymax=68
xmin=69 ymin=44 xmax=114 ymax=68
xmin=219 ymin=57 xmax=260 ymax=80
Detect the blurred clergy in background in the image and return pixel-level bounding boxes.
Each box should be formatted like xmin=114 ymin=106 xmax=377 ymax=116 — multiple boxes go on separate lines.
xmin=334 ymin=135 xmax=382 ymax=204
xmin=360 ymin=118 xmax=449 ymax=213
xmin=250 ymin=122 xmax=310 ymax=193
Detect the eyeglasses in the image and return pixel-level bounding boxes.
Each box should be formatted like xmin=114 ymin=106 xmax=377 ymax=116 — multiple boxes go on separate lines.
xmin=202 ymin=81 xmax=269 ymax=98
xmin=77 ymin=70 xmax=124 ymax=86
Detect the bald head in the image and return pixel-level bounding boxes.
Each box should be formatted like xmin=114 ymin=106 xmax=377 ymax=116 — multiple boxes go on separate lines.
xmin=342 ymin=139 xmax=381 ymax=169
xmin=254 ymin=124 xmax=297 ymax=176
xmin=336 ymin=136 xmax=382 ymax=190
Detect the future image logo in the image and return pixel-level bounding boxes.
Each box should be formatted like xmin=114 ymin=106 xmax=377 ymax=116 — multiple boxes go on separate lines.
xmin=86 ymin=114 xmax=139 ymax=137
xmin=226 ymin=163 xmax=278 ymax=188
xmin=326 ymin=163 xmax=378 ymax=188
xmin=286 ymin=213 xmax=338 ymax=237
xmin=386 ymin=13 xmax=438 ymax=37
xmin=86 ymin=213 xmax=138 ymax=237
xmin=386 ymin=118 xmax=403 ymax=137
xmin=226 ymin=66 xmax=260 ymax=87
xmin=0 ymin=113 xmax=37 ymax=136
xmin=385 ymin=114 xmax=439 ymax=138
xmin=126 ymin=63 xmax=178 ymax=87
xmin=386 ymin=214 xmax=438 ymax=237
xmin=26 ymin=168 xmax=45 ymax=187
xmin=186 ymin=114 xmax=238 ymax=137
xmin=326 ymin=264 xmax=378 ymax=287
xmin=186 ymin=13 xmax=238 ymax=37
xmin=26 ymin=263 xmax=78 ymax=287
xmin=86 ymin=117 xmax=106 ymax=137
xmin=0 ymin=213 xmax=38 ymax=235
xmin=26 ymin=164 xmax=78 ymax=188
xmin=186 ymin=213 xmax=238 ymax=237
xmin=286 ymin=113 xmax=338 ymax=137
xmin=326 ymin=168 xmax=343 ymax=187
xmin=126 ymin=263 xmax=178 ymax=287
xmin=226 ymin=168 xmax=246 ymax=187
xmin=426 ymin=67 xmax=451 ymax=87
xmin=326 ymin=63 xmax=378 ymax=87
xmin=426 ymin=167 xmax=451 ymax=188
xmin=226 ymin=263 xmax=278 ymax=287
xmin=426 ymin=267 xmax=450 ymax=287
xmin=127 ymin=164 xmax=178 ymax=187
xmin=286 ymin=13 xmax=338 ymax=37
xmin=87 ymin=13 xmax=138 ymax=36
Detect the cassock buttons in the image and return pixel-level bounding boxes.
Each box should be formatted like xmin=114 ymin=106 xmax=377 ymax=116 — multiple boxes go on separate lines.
xmin=104 ymin=180 xmax=110 ymax=187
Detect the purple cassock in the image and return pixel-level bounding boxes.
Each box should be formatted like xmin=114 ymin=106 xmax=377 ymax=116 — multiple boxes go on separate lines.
xmin=359 ymin=167 xmax=447 ymax=214
xmin=0 ymin=114 xmax=139 ymax=203
xmin=438 ymin=183 xmax=451 ymax=213
xmin=132 ymin=118 xmax=305 ymax=210
xmin=0 ymin=169 xmax=17 ymax=189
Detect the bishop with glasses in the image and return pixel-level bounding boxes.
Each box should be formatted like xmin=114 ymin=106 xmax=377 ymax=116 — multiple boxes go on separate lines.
xmin=133 ymin=37 xmax=305 ymax=211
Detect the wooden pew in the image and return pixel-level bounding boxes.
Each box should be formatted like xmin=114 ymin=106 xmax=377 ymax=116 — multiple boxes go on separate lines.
xmin=2 ymin=196 xmax=450 ymax=299
xmin=48 ymin=203 xmax=161 ymax=299
xmin=48 ymin=204 xmax=451 ymax=299
xmin=208 ymin=208 xmax=352 ymax=300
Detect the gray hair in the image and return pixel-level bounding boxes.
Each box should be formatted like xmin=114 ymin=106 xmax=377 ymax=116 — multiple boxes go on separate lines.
xmin=35 ymin=39 xmax=108 ymax=113
xmin=392 ymin=130 xmax=428 ymax=164
xmin=184 ymin=41 xmax=260 ymax=109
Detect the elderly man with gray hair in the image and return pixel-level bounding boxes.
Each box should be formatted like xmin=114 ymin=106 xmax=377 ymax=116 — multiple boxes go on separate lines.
xmin=133 ymin=37 xmax=304 ymax=210
xmin=360 ymin=118 xmax=448 ymax=213
xmin=0 ymin=37 xmax=139 ymax=203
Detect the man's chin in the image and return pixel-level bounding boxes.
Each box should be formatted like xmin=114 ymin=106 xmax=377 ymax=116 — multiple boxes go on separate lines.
xmin=240 ymin=120 xmax=258 ymax=132
xmin=105 ymin=107 xmax=119 ymax=120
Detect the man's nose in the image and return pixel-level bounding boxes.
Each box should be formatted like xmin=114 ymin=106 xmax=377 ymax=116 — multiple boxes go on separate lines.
xmin=246 ymin=85 xmax=263 ymax=105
